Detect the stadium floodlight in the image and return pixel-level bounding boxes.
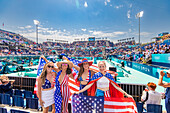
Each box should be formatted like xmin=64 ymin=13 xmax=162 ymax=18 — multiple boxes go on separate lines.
xmin=136 ymin=11 xmax=144 ymax=44
xmin=33 ymin=20 xmax=40 ymax=44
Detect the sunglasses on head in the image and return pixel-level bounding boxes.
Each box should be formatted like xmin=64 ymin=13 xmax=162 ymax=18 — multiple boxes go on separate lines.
xmin=62 ymin=63 xmax=68 ymax=66
xmin=48 ymin=65 xmax=54 ymax=68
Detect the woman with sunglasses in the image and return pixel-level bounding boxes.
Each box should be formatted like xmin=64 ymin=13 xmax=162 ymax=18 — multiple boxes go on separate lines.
xmin=75 ymin=61 xmax=132 ymax=98
xmin=37 ymin=61 xmax=56 ymax=113
xmin=158 ymin=70 xmax=170 ymax=113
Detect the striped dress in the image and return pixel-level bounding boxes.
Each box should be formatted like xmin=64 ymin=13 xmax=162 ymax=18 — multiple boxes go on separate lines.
xmin=54 ymin=70 xmax=71 ymax=113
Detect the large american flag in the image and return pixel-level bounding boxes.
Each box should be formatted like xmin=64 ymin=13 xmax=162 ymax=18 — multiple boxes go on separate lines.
xmin=72 ymin=95 xmax=137 ymax=113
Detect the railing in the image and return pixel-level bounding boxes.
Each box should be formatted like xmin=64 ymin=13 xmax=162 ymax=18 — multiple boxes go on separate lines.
xmin=8 ymin=76 xmax=36 ymax=92
xmin=118 ymin=83 xmax=146 ymax=102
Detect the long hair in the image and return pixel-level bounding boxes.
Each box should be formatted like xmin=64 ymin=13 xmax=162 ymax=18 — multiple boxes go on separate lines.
xmin=59 ymin=64 xmax=72 ymax=75
xmin=77 ymin=64 xmax=84 ymax=82
xmin=40 ymin=62 xmax=53 ymax=85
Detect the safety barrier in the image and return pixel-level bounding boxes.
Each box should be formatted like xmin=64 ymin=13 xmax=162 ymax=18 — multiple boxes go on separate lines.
xmin=8 ymin=76 xmax=36 ymax=92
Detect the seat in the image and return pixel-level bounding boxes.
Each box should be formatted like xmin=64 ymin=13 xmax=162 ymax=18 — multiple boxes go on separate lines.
xmin=0 ymin=107 xmax=7 ymax=113
xmin=136 ymin=102 xmax=143 ymax=113
xmin=14 ymin=90 xmax=23 ymax=97
xmin=147 ymin=104 xmax=162 ymax=113
xmin=10 ymin=109 xmax=30 ymax=113
xmin=26 ymin=98 xmax=38 ymax=110
xmin=0 ymin=94 xmax=11 ymax=105
xmin=12 ymin=95 xmax=24 ymax=107
xmin=23 ymin=91 xmax=32 ymax=98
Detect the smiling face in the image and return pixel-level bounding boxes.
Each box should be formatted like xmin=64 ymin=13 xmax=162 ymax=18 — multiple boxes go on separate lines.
xmin=98 ymin=61 xmax=106 ymax=73
xmin=61 ymin=63 xmax=68 ymax=70
xmin=83 ymin=62 xmax=89 ymax=70
xmin=46 ymin=63 xmax=54 ymax=73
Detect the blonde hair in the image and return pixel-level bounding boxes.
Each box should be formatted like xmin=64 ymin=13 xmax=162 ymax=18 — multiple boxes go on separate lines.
xmin=40 ymin=62 xmax=53 ymax=85
xmin=98 ymin=61 xmax=106 ymax=67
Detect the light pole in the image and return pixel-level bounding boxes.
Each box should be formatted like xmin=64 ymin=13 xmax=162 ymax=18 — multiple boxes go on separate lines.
xmin=33 ymin=20 xmax=40 ymax=44
xmin=136 ymin=11 xmax=144 ymax=44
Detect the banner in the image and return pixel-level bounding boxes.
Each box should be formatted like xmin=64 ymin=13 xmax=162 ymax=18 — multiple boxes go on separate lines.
xmin=152 ymin=54 xmax=170 ymax=67
xmin=132 ymin=62 xmax=152 ymax=75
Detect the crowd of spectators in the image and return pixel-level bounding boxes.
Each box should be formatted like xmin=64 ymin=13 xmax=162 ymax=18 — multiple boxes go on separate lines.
xmin=0 ymin=29 xmax=170 ymax=64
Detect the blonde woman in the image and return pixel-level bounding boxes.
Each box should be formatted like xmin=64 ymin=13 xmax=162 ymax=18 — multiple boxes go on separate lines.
xmin=37 ymin=62 xmax=56 ymax=113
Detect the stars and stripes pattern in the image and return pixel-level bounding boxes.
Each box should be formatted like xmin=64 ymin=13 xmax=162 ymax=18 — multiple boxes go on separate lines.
xmin=34 ymin=57 xmax=46 ymax=94
xmin=72 ymin=94 xmax=104 ymax=113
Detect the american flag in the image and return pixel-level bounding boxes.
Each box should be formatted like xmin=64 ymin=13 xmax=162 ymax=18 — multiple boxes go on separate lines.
xmin=72 ymin=94 xmax=104 ymax=113
xmin=72 ymin=95 xmax=137 ymax=113
xmin=34 ymin=57 xmax=46 ymax=94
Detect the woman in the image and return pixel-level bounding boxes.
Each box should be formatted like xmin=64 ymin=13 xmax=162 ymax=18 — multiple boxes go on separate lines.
xmin=37 ymin=62 xmax=56 ymax=113
xmin=75 ymin=61 xmax=132 ymax=98
xmin=75 ymin=58 xmax=95 ymax=96
xmin=54 ymin=60 xmax=74 ymax=113
xmin=158 ymin=70 xmax=170 ymax=113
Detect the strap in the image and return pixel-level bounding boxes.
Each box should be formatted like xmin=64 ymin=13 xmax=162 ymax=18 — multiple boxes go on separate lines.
xmin=142 ymin=91 xmax=149 ymax=103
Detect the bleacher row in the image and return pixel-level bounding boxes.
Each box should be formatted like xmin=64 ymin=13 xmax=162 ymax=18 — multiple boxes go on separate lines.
xmin=136 ymin=102 xmax=162 ymax=113
xmin=0 ymin=89 xmax=41 ymax=113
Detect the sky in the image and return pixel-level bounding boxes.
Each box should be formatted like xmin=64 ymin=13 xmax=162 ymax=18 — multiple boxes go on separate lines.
xmin=0 ymin=0 xmax=170 ymax=43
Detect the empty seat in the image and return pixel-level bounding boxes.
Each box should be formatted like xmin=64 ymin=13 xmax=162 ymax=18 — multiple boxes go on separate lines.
xmin=136 ymin=102 xmax=143 ymax=113
xmin=10 ymin=109 xmax=30 ymax=113
xmin=0 ymin=107 xmax=7 ymax=113
xmin=23 ymin=91 xmax=32 ymax=98
xmin=14 ymin=90 xmax=23 ymax=97
xmin=12 ymin=95 xmax=24 ymax=107
xmin=26 ymin=98 xmax=38 ymax=110
xmin=147 ymin=104 xmax=162 ymax=113
xmin=0 ymin=93 xmax=10 ymax=105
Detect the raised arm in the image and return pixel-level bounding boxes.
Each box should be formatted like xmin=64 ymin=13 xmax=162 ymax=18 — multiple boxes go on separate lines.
xmin=111 ymin=82 xmax=133 ymax=98
xmin=40 ymin=55 xmax=48 ymax=63
xmin=158 ymin=70 xmax=170 ymax=88
xmin=73 ymin=64 xmax=80 ymax=72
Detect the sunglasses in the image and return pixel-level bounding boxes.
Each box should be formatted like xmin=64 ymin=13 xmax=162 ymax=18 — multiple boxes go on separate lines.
xmin=62 ymin=63 xmax=68 ymax=66
xmin=48 ymin=65 xmax=54 ymax=68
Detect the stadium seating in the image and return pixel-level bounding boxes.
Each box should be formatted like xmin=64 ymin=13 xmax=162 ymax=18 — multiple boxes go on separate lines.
xmin=26 ymin=98 xmax=38 ymax=110
xmin=10 ymin=109 xmax=30 ymax=113
xmin=0 ymin=93 xmax=11 ymax=105
xmin=0 ymin=107 xmax=7 ymax=113
xmin=136 ymin=102 xmax=143 ymax=113
xmin=147 ymin=104 xmax=162 ymax=113
xmin=12 ymin=95 xmax=24 ymax=108
xmin=23 ymin=91 xmax=32 ymax=98
xmin=14 ymin=90 xmax=22 ymax=97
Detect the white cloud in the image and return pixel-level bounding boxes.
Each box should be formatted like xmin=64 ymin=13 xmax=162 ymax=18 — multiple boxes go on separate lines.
xmin=89 ymin=30 xmax=93 ymax=33
xmin=84 ymin=2 xmax=88 ymax=8
xmin=63 ymin=29 xmax=66 ymax=32
xmin=127 ymin=10 xmax=131 ymax=18
xmin=18 ymin=27 xmax=25 ymax=29
xmin=130 ymin=4 xmax=132 ymax=8
xmin=92 ymin=31 xmax=103 ymax=35
xmin=81 ymin=29 xmax=86 ymax=32
xmin=104 ymin=1 xmax=107 ymax=6
xmin=25 ymin=25 xmax=32 ymax=29
xmin=114 ymin=5 xmax=123 ymax=9
xmin=107 ymin=0 xmax=110 ymax=3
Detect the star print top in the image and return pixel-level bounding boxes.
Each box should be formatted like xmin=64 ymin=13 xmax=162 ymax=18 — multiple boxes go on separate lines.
xmin=42 ymin=79 xmax=55 ymax=89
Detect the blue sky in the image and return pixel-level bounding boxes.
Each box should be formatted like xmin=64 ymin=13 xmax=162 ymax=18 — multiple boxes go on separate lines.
xmin=0 ymin=0 xmax=170 ymax=43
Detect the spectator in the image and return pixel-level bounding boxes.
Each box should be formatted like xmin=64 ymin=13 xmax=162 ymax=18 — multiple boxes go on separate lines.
xmin=0 ymin=75 xmax=15 ymax=95
xmin=141 ymin=82 xmax=162 ymax=109
xmin=158 ymin=70 xmax=170 ymax=113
